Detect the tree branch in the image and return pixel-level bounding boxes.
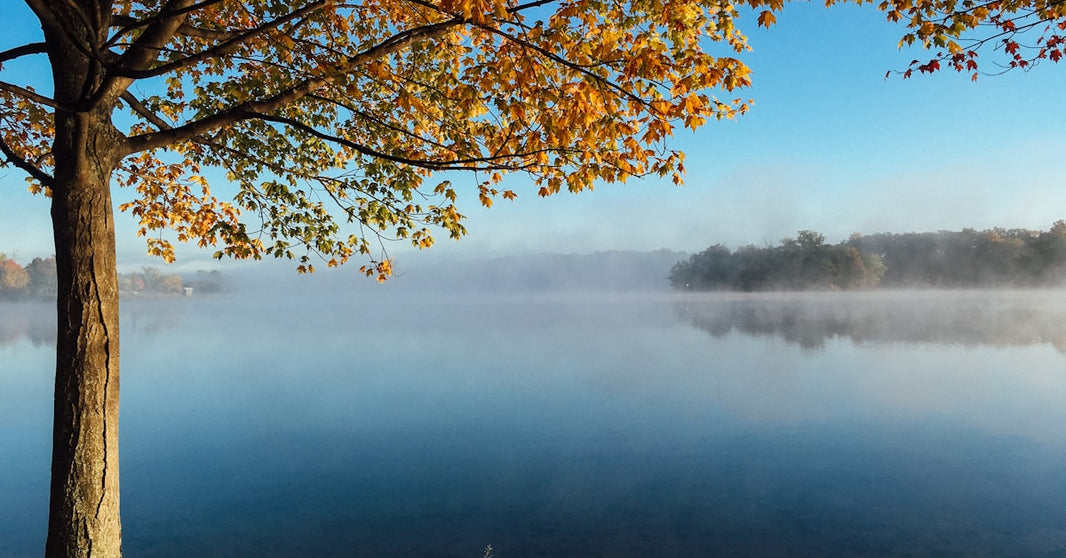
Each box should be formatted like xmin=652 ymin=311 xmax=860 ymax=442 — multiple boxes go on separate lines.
xmin=108 ymin=1 xmax=327 ymax=80
xmin=22 ymin=1 xmax=83 ymax=57
xmin=401 ymin=0 xmax=651 ymax=109
xmin=0 ymin=42 xmax=48 ymax=65
xmin=508 ymin=0 xmax=561 ymax=12
xmin=112 ymin=0 xmax=199 ymax=75
xmin=123 ymin=18 xmax=465 ymax=155
xmin=105 ymin=0 xmax=227 ymax=47
xmin=94 ymin=1 xmax=203 ymax=108
xmin=0 ymin=81 xmax=59 ymax=108
xmin=0 ymin=135 xmax=54 ymax=187
xmin=252 ymin=111 xmax=529 ymax=171
xmin=306 ymin=93 xmax=451 ymax=151
xmin=27 ymin=1 xmax=111 ymax=62
xmin=109 ymin=12 xmax=235 ymax=42
xmin=120 ymin=92 xmax=173 ymax=130
xmin=475 ymin=24 xmax=646 ymax=109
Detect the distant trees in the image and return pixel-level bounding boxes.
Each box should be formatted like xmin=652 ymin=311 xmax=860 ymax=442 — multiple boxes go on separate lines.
xmin=117 ymin=267 xmax=184 ymax=295
xmin=672 ymin=222 xmax=1066 ymax=291
xmin=670 ymin=231 xmax=886 ymax=291
xmin=0 ymin=255 xmax=31 ymax=298
xmin=0 ymin=255 xmax=58 ymax=298
xmin=849 ymin=222 xmax=1066 ymax=287
xmin=25 ymin=257 xmax=59 ymax=297
xmin=0 ymin=254 xmax=203 ymax=298
xmin=188 ymin=270 xmax=227 ymax=294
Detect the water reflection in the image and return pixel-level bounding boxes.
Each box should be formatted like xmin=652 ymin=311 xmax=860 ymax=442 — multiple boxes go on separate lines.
xmin=0 ymin=302 xmax=56 ymax=347
xmin=0 ymin=298 xmax=189 ymax=349
xmin=676 ymin=290 xmax=1066 ymax=352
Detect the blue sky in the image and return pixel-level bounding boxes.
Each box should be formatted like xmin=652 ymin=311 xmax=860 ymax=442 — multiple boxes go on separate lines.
xmin=3 ymin=3 xmax=1066 ymax=271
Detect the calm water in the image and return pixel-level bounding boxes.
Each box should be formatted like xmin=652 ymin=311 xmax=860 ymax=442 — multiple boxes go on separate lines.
xmin=2 ymin=289 xmax=1065 ymax=557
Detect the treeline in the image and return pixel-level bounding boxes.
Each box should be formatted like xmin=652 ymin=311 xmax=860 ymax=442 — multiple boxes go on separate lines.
xmin=1 ymin=256 xmax=57 ymax=298
xmin=670 ymin=222 xmax=1066 ymax=291
xmin=118 ymin=266 xmax=186 ymax=294
xmin=120 ymin=268 xmax=226 ymax=294
xmin=669 ymin=231 xmax=885 ymax=291
xmin=1 ymin=253 xmax=226 ymax=299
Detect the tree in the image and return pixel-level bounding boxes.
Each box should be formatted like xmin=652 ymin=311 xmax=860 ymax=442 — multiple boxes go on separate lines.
xmin=4 ymin=1 xmax=1065 ymax=556
xmin=1035 ymin=220 xmax=1066 ymax=281
xmin=26 ymin=256 xmax=59 ymax=297
xmin=0 ymin=1 xmax=756 ymax=556
xmin=190 ymin=269 xmax=226 ymax=293
xmin=0 ymin=256 xmax=31 ymax=298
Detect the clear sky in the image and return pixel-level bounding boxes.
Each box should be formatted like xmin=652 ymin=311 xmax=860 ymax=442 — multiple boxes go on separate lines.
xmin=3 ymin=3 xmax=1066 ymax=271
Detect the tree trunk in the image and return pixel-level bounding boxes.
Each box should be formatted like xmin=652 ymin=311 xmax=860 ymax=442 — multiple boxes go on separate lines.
xmin=45 ymin=107 xmax=124 ymax=557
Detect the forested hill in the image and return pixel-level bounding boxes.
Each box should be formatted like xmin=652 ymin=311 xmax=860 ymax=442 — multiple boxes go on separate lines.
xmin=670 ymin=222 xmax=1066 ymax=291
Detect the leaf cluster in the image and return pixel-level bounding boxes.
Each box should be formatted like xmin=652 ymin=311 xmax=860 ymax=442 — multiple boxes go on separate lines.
xmin=2 ymin=0 xmax=766 ymax=277
xmin=858 ymin=0 xmax=1066 ymax=78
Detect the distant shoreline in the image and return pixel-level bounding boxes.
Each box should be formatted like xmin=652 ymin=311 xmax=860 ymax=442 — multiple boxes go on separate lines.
xmin=671 ymin=224 xmax=1066 ymax=292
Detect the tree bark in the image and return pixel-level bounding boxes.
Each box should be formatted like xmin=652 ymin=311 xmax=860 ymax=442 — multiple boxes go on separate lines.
xmin=45 ymin=107 xmax=124 ymax=557
xmin=31 ymin=3 xmax=127 ymax=554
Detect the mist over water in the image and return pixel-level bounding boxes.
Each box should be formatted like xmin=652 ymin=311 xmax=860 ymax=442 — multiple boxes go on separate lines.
xmin=2 ymin=264 xmax=1065 ymax=557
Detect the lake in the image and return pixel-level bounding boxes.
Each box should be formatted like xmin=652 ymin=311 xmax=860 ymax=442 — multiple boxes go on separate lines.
xmin=2 ymin=288 xmax=1065 ymax=557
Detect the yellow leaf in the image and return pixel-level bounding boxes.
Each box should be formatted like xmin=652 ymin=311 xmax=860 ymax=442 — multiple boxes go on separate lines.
xmin=757 ymin=10 xmax=777 ymax=28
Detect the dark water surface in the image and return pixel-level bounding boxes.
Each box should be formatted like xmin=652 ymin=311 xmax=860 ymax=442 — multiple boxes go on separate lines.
xmin=2 ymin=290 xmax=1065 ymax=557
